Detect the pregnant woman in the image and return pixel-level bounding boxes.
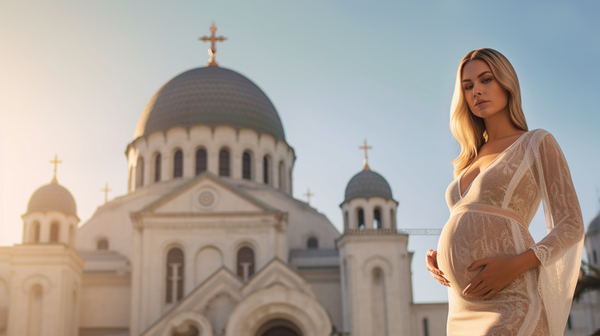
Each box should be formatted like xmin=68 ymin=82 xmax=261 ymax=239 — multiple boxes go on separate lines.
xmin=426 ymin=48 xmax=585 ymax=335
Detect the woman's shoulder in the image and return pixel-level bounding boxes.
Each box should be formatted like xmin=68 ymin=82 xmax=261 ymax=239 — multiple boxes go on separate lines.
xmin=525 ymin=128 xmax=564 ymax=155
xmin=526 ymin=128 xmax=553 ymax=145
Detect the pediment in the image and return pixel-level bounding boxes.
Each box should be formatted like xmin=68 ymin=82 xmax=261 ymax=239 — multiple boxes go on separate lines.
xmin=242 ymin=258 xmax=315 ymax=298
xmin=140 ymin=260 xmax=319 ymax=336
xmin=139 ymin=267 xmax=243 ymax=336
xmin=137 ymin=172 xmax=277 ymax=215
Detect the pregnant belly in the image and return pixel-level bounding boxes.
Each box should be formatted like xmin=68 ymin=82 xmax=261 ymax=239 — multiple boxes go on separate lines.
xmin=436 ymin=211 xmax=533 ymax=292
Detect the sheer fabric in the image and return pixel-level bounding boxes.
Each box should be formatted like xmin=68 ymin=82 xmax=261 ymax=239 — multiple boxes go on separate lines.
xmin=437 ymin=129 xmax=584 ymax=336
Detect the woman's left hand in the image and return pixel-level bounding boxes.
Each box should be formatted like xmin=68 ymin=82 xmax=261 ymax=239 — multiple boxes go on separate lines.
xmin=462 ymin=256 xmax=521 ymax=300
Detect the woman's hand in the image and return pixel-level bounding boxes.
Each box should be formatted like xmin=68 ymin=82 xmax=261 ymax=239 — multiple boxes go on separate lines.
xmin=463 ymin=256 xmax=522 ymax=300
xmin=426 ymin=249 xmax=450 ymax=287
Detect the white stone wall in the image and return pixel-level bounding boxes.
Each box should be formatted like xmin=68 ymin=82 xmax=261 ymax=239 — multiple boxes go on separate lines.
xmin=75 ymin=178 xmax=184 ymax=260
xmin=410 ymin=302 xmax=448 ymax=336
xmin=127 ymin=125 xmax=295 ymax=195
xmin=0 ymin=248 xmax=10 ymax=336
xmin=5 ymin=245 xmax=83 ymax=336
xmin=129 ymin=211 xmax=286 ymax=335
xmin=79 ymin=273 xmax=131 ymax=330
xmin=242 ymin=184 xmax=341 ymax=250
xmin=337 ymin=234 xmax=412 ymax=336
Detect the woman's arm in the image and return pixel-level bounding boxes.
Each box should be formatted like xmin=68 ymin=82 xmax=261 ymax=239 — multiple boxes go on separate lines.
xmin=526 ymin=132 xmax=585 ymax=266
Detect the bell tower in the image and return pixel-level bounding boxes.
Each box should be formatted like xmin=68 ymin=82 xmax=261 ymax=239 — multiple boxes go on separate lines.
xmin=6 ymin=157 xmax=83 ymax=336
xmin=336 ymin=141 xmax=413 ymax=336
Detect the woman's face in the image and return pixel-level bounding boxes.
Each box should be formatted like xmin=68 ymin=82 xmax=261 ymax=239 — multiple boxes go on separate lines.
xmin=461 ymin=59 xmax=509 ymax=119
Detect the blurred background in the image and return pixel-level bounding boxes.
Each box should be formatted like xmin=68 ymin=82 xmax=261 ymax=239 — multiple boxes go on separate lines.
xmin=1 ymin=0 xmax=598 ymax=304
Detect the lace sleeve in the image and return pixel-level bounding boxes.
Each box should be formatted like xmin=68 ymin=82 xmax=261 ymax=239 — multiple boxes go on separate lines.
xmin=526 ymin=130 xmax=585 ymax=336
xmin=527 ymin=132 xmax=585 ymax=265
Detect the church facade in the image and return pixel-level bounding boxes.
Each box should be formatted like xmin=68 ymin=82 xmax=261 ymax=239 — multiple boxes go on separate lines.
xmin=0 ymin=36 xmax=448 ymax=336
xmin=2 ymin=28 xmax=598 ymax=336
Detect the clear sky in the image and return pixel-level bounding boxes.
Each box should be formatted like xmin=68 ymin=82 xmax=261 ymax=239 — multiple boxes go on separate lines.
xmin=1 ymin=0 xmax=599 ymax=304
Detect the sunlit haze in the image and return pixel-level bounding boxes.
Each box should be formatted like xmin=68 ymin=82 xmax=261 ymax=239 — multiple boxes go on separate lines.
xmin=1 ymin=1 xmax=599 ymax=304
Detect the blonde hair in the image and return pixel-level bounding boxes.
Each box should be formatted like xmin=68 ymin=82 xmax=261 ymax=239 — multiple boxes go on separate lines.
xmin=449 ymin=48 xmax=528 ymax=177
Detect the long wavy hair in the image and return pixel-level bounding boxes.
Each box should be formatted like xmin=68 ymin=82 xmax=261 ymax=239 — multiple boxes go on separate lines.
xmin=450 ymin=48 xmax=528 ymax=177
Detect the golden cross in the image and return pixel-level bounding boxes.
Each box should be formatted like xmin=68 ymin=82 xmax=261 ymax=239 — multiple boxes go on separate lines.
xmin=49 ymin=154 xmax=62 ymax=183
xmin=303 ymin=188 xmax=315 ymax=205
xmin=101 ymin=183 xmax=112 ymax=204
xmin=359 ymin=139 xmax=372 ymax=170
xmin=199 ymin=22 xmax=227 ymax=66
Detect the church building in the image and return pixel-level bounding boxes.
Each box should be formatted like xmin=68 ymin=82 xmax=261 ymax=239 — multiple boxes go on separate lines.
xmin=12 ymin=24 xmax=600 ymax=336
xmin=0 ymin=24 xmax=448 ymax=336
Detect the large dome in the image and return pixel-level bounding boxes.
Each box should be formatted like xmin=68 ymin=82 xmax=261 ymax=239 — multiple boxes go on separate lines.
xmin=587 ymin=212 xmax=600 ymax=235
xmin=26 ymin=182 xmax=77 ymax=216
xmin=134 ymin=66 xmax=286 ymax=140
xmin=344 ymin=170 xmax=393 ymax=202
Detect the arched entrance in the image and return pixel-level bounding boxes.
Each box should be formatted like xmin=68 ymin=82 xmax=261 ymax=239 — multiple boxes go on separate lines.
xmin=256 ymin=319 xmax=302 ymax=336
xmin=261 ymin=327 xmax=299 ymax=336
xmin=172 ymin=325 xmax=199 ymax=336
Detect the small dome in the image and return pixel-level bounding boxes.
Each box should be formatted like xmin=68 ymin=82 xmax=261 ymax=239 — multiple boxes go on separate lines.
xmin=27 ymin=183 xmax=77 ymax=216
xmin=134 ymin=66 xmax=286 ymax=141
xmin=587 ymin=212 xmax=600 ymax=235
xmin=344 ymin=170 xmax=393 ymax=202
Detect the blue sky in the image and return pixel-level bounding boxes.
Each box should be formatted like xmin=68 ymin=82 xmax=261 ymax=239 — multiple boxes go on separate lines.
xmin=1 ymin=0 xmax=598 ymax=303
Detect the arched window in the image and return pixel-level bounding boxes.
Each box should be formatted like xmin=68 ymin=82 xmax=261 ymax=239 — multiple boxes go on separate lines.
xmin=263 ymin=155 xmax=270 ymax=184
xmin=32 ymin=221 xmax=40 ymax=242
xmin=97 ymin=239 xmax=109 ymax=250
xmin=50 ymin=222 xmax=60 ymax=242
xmin=136 ymin=156 xmax=144 ymax=187
xmin=289 ymin=167 xmax=293 ymax=194
xmin=278 ymin=161 xmax=285 ymax=190
xmin=371 ymin=268 xmax=386 ymax=334
xmin=237 ymin=247 xmax=255 ymax=281
xmin=391 ymin=209 xmax=396 ymax=231
xmin=128 ymin=167 xmax=133 ymax=193
xmin=344 ymin=211 xmax=349 ymax=230
xmin=28 ymin=285 xmax=43 ymax=336
xmin=166 ymin=248 xmax=184 ymax=303
xmin=154 ymin=154 xmax=162 ymax=182
xmin=219 ymin=149 xmax=230 ymax=177
xmin=242 ymin=151 xmax=252 ymax=180
xmin=374 ymin=208 xmax=382 ymax=229
xmin=196 ymin=149 xmax=207 ymax=175
xmin=173 ymin=150 xmax=183 ymax=178
xmin=307 ymin=237 xmax=318 ymax=249
xmin=358 ymin=208 xmax=365 ymax=230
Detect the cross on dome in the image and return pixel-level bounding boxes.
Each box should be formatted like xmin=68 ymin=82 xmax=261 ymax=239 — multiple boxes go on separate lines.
xmin=304 ymin=188 xmax=315 ymax=205
xmin=199 ymin=22 xmax=227 ymax=67
xmin=49 ymin=154 xmax=62 ymax=184
xmin=101 ymin=183 xmax=112 ymax=204
xmin=359 ymin=139 xmax=373 ymax=170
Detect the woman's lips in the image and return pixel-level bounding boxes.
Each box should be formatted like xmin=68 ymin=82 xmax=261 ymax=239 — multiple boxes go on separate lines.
xmin=475 ymin=100 xmax=489 ymax=107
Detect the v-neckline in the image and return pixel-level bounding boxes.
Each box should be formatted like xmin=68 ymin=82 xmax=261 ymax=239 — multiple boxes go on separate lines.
xmin=458 ymin=131 xmax=529 ymax=199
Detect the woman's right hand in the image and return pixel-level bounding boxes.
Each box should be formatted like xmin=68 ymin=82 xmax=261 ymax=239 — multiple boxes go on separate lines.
xmin=427 ymin=249 xmax=450 ymax=287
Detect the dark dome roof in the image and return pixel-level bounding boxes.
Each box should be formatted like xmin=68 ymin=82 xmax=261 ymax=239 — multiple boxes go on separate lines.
xmin=134 ymin=66 xmax=285 ymax=140
xmin=344 ymin=169 xmax=393 ymax=202
xmin=587 ymin=212 xmax=600 ymax=235
xmin=27 ymin=182 xmax=77 ymax=216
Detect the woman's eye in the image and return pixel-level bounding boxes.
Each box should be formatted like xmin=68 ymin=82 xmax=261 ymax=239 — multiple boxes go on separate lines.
xmin=482 ymin=78 xmax=492 ymax=83
xmin=463 ymin=85 xmax=473 ymax=90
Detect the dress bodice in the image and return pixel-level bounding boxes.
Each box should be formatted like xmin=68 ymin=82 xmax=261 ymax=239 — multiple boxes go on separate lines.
xmin=445 ymin=130 xmax=542 ymax=227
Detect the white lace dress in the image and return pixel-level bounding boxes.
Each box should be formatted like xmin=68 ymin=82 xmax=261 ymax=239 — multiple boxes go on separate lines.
xmin=437 ymin=129 xmax=585 ymax=336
